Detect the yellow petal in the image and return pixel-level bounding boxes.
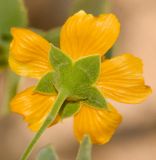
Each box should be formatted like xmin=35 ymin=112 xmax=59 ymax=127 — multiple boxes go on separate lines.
xmin=11 ymin=86 xmax=59 ymax=131
xmin=97 ymin=54 xmax=152 ymax=104
xmin=60 ymin=10 xmax=120 ymax=60
xmin=9 ymin=28 xmax=52 ymax=78
xmin=74 ymin=103 xmax=122 ymax=144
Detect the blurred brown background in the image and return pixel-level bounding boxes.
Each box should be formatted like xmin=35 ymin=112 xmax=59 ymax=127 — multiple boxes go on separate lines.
xmin=0 ymin=0 xmax=156 ymax=159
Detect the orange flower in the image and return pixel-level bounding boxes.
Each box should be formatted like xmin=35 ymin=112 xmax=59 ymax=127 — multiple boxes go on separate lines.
xmin=9 ymin=11 xmax=151 ymax=144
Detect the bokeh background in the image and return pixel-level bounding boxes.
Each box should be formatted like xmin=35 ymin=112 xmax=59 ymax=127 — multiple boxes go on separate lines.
xmin=0 ymin=0 xmax=156 ymax=159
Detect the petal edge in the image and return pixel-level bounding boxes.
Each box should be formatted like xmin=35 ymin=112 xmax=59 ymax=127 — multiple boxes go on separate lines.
xmin=11 ymin=86 xmax=59 ymax=131
xmin=97 ymin=54 xmax=152 ymax=104
xmin=74 ymin=103 xmax=122 ymax=144
xmin=9 ymin=28 xmax=52 ymax=78
xmin=60 ymin=11 xmax=120 ymax=60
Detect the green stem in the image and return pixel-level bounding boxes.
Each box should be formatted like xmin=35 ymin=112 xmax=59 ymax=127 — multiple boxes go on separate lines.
xmin=20 ymin=91 xmax=68 ymax=160
xmin=76 ymin=135 xmax=92 ymax=160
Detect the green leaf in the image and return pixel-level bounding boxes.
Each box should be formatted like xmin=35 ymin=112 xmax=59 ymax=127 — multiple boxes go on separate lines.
xmin=76 ymin=135 xmax=92 ymax=160
xmin=49 ymin=45 xmax=72 ymax=70
xmin=36 ymin=145 xmax=59 ymax=160
xmin=76 ymin=87 xmax=107 ymax=109
xmin=74 ymin=56 xmax=100 ymax=84
xmin=0 ymin=0 xmax=28 ymax=35
xmin=60 ymin=102 xmax=80 ymax=119
xmin=34 ymin=72 xmax=56 ymax=95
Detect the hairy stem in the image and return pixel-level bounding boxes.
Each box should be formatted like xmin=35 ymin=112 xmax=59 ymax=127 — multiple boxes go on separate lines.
xmin=20 ymin=91 xmax=68 ymax=160
xmin=76 ymin=135 xmax=92 ymax=160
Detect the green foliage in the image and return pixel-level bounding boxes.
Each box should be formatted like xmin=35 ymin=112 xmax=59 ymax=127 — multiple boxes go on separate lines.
xmin=44 ymin=28 xmax=60 ymax=47
xmin=32 ymin=27 xmax=61 ymax=47
xmin=79 ymin=87 xmax=107 ymax=109
xmin=74 ymin=56 xmax=100 ymax=85
xmin=1 ymin=70 xmax=20 ymax=114
xmin=0 ymin=0 xmax=27 ymax=113
xmin=0 ymin=0 xmax=28 ymax=35
xmin=36 ymin=146 xmax=59 ymax=160
xmin=0 ymin=39 xmax=9 ymax=68
xmin=49 ymin=45 xmax=72 ymax=70
xmin=49 ymin=46 xmax=100 ymax=92
xmin=71 ymin=0 xmax=104 ymax=15
xmin=36 ymin=136 xmax=92 ymax=160
xmin=60 ymin=102 xmax=80 ymax=119
xmin=0 ymin=0 xmax=28 ymax=71
xmin=105 ymin=47 xmax=113 ymax=59
xmin=34 ymin=72 xmax=56 ymax=95
xmin=48 ymin=46 xmax=107 ymax=109
xmin=76 ymin=135 xmax=92 ymax=160
xmin=13 ymin=1 xmax=113 ymax=159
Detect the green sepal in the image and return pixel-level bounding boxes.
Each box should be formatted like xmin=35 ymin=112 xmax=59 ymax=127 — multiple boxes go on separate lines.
xmin=50 ymin=48 xmax=101 ymax=98
xmin=34 ymin=72 xmax=56 ymax=95
xmin=60 ymin=102 xmax=80 ymax=119
xmin=36 ymin=145 xmax=59 ymax=160
xmin=49 ymin=45 xmax=72 ymax=70
xmin=52 ymin=64 xmax=91 ymax=97
xmin=49 ymin=45 xmax=104 ymax=109
xmin=74 ymin=55 xmax=100 ymax=85
xmin=77 ymin=87 xmax=107 ymax=109
xmin=76 ymin=135 xmax=92 ymax=160
xmin=0 ymin=0 xmax=28 ymax=35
